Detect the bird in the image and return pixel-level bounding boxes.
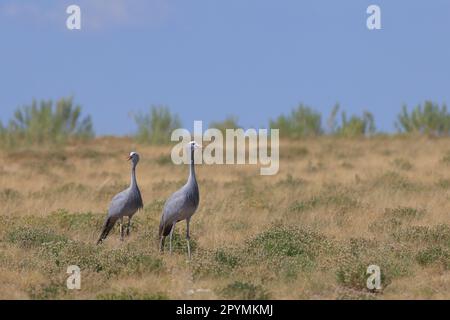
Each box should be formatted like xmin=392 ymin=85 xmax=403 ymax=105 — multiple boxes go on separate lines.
xmin=159 ymin=141 xmax=201 ymax=259
xmin=97 ymin=152 xmax=143 ymax=244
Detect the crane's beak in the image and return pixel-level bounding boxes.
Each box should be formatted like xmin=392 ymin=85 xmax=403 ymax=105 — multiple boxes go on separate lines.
xmin=127 ymin=155 xmax=132 ymax=161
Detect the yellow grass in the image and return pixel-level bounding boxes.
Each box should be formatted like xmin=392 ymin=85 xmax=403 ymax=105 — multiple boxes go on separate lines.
xmin=0 ymin=136 xmax=449 ymax=299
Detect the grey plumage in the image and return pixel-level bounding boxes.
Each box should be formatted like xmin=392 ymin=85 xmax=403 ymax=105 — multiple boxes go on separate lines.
xmin=97 ymin=152 xmax=143 ymax=244
xmin=159 ymin=141 xmax=201 ymax=259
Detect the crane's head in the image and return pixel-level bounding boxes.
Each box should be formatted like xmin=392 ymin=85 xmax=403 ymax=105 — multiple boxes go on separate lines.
xmin=127 ymin=151 xmax=140 ymax=165
xmin=188 ymin=141 xmax=202 ymax=151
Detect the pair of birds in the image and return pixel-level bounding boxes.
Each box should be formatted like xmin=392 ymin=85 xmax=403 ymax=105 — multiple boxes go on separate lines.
xmin=96 ymin=141 xmax=201 ymax=259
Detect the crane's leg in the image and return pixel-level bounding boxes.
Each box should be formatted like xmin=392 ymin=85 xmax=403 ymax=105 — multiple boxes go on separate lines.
xmin=169 ymin=223 xmax=176 ymax=254
xmin=119 ymin=217 xmax=124 ymax=241
xmin=186 ymin=218 xmax=191 ymax=260
xmin=159 ymin=236 xmax=165 ymax=253
xmin=126 ymin=216 xmax=132 ymax=236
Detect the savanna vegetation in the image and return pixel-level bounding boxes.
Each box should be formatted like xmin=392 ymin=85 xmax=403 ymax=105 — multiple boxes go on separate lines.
xmin=133 ymin=106 xmax=181 ymax=145
xmin=2 ymin=98 xmax=450 ymax=147
xmin=0 ymin=137 xmax=449 ymax=299
xmin=0 ymin=97 xmax=93 ymax=148
xmin=0 ymin=98 xmax=449 ymax=299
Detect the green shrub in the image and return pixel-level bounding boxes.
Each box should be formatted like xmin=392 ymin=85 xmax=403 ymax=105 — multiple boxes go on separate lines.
xmin=97 ymin=289 xmax=168 ymax=300
xmin=384 ymin=207 xmax=425 ymax=221
xmin=134 ymin=106 xmax=181 ymax=144
xmin=395 ymin=101 xmax=450 ymax=136
xmin=39 ymin=241 xmax=164 ymax=278
xmin=0 ymin=97 xmax=93 ymax=147
xmin=214 ymin=248 xmax=240 ymax=269
xmin=219 ymin=281 xmax=270 ymax=300
xmin=245 ymin=225 xmax=329 ymax=273
xmin=372 ymin=171 xmax=418 ymax=191
xmin=209 ymin=115 xmax=241 ymax=134
xmin=416 ymin=246 xmax=449 ymax=268
xmin=192 ymin=247 xmax=241 ymax=279
xmin=48 ymin=209 xmax=102 ymax=232
xmin=335 ymin=239 xmax=411 ymax=291
xmin=193 ymin=225 xmax=332 ymax=280
xmin=27 ymin=281 xmax=65 ymax=300
xmin=328 ymin=104 xmax=376 ymax=137
xmin=392 ymin=225 xmax=450 ymax=246
xmin=270 ymin=104 xmax=322 ymax=138
xmin=336 ymin=260 xmax=369 ymax=290
xmin=6 ymin=226 xmax=68 ymax=249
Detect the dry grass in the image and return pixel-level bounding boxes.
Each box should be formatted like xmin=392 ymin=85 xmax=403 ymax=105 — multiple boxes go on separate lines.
xmin=0 ymin=136 xmax=449 ymax=299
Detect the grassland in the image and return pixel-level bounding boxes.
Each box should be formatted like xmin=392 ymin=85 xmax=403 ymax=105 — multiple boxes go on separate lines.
xmin=0 ymin=136 xmax=449 ymax=299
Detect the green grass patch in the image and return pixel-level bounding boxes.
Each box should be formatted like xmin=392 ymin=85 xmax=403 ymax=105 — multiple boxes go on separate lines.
xmin=219 ymin=281 xmax=270 ymax=300
xmin=6 ymin=226 xmax=68 ymax=249
xmin=97 ymin=289 xmax=169 ymax=300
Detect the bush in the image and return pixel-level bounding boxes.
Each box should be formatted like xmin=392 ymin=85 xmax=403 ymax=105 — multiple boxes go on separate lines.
xmin=0 ymin=97 xmax=93 ymax=147
xmin=328 ymin=104 xmax=376 ymax=137
xmin=395 ymin=101 xmax=450 ymax=136
xmin=392 ymin=225 xmax=450 ymax=246
xmin=209 ymin=115 xmax=241 ymax=134
xmin=134 ymin=106 xmax=181 ymax=144
xmin=27 ymin=281 xmax=65 ymax=300
xmin=244 ymin=224 xmax=330 ymax=275
xmin=6 ymin=226 xmax=68 ymax=249
xmin=39 ymin=241 xmax=164 ymax=278
xmin=335 ymin=239 xmax=411 ymax=291
xmin=192 ymin=247 xmax=242 ymax=279
xmin=97 ymin=289 xmax=168 ymax=300
xmin=372 ymin=171 xmax=417 ymax=191
xmin=48 ymin=209 xmax=102 ymax=232
xmin=416 ymin=246 xmax=449 ymax=268
xmin=384 ymin=207 xmax=425 ymax=221
xmin=219 ymin=281 xmax=270 ymax=300
xmin=270 ymin=104 xmax=322 ymax=138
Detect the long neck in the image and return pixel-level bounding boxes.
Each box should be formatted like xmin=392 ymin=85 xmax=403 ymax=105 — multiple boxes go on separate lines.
xmin=130 ymin=163 xmax=137 ymax=189
xmin=188 ymin=148 xmax=196 ymax=184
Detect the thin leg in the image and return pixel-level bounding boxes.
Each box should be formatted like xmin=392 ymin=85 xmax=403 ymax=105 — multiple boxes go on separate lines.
xmin=120 ymin=217 xmax=124 ymax=241
xmin=169 ymin=223 xmax=176 ymax=254
xmin=126 ymin=216 xmax=132 ymax=236
xmin=159 ymin=236 xmax=165 ymax=253
xmin=186 ymin=218 xmax=191 ymax=260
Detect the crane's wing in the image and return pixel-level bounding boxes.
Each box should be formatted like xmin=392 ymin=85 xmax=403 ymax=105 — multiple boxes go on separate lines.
xmin=108 ymin=189 xmax=129 ymax=218
xmin=96 ymin=188 xmax=132 ymax=244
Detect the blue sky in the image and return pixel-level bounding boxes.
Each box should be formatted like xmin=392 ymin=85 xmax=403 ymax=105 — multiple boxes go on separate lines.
xmin=1 ymin=0 xmax=449 ymax=135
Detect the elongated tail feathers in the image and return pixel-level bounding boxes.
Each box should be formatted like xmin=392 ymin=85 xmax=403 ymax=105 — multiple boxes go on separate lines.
xmin=159 ymin=221 xmax=172 ymax=238
xmin=97 ymin=216 xmax=117 ymax=245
